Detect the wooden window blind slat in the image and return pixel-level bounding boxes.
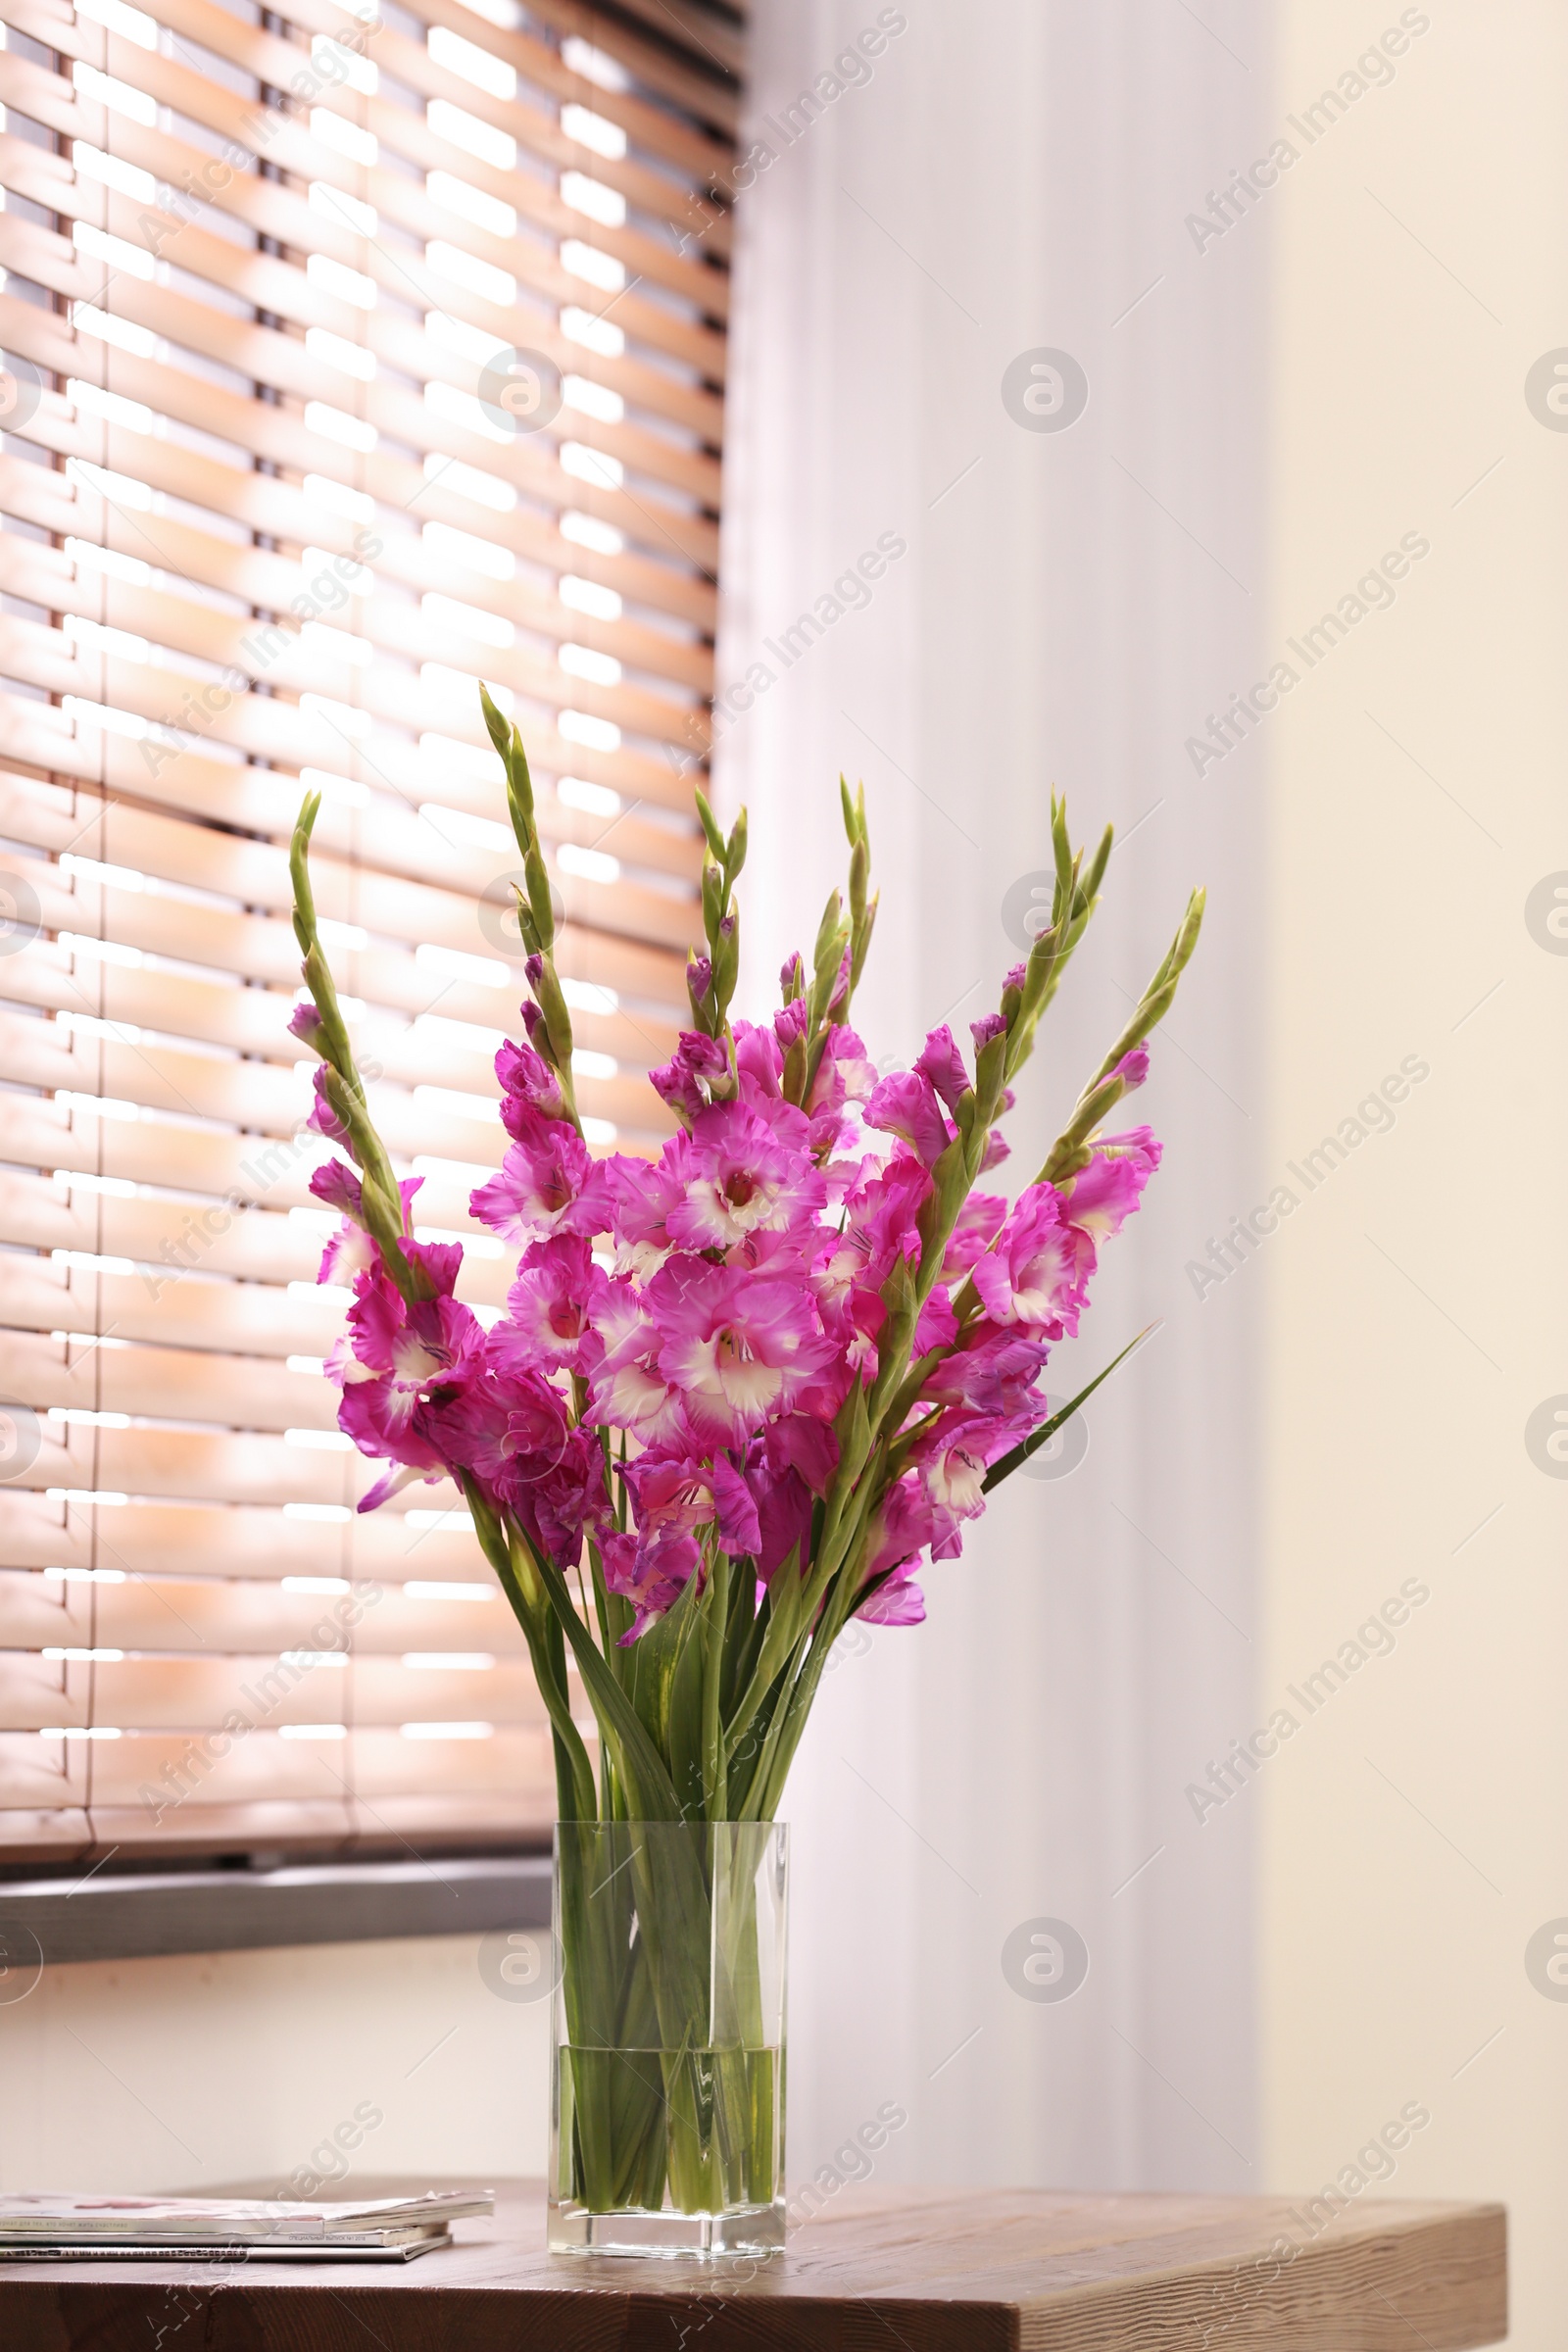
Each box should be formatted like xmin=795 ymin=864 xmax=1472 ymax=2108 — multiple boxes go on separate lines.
xmin=0 ymin=1001 xmax=672 ymax=1165
xmin=0 ymin=1409 xmax=469 ymax=1513
xmin=0 ymin=218 xmax=724 ymax=519
xmin=0 ymin=534 xmax=711 ymax=760
xmin=1 ymin=945 xmax=675 ymax=1113
xmin=0 ymin=293 xmax=723 ymax=585
xmin=0 ymin=0 xmax=734 ymax=1860
xmin=0 ymin=1488 xmax=487 ymax=1580
xmin=0 ymin=1096 xmax=480 ymax=1230
xmin=0 ymin=0 xmax=732 ymax=328
xmin=0 ymin=391 xmax=717 ymax=645
xmin=0 ymin=1566 xmax=532 ymax=1653
xmin=0 ymin=142 xmax=727 ymax=447
xmin=0 ymin=444 xmax=718 ymax=695
xmin=1 ymin=667 xmax=707 ymax=836
xmin=1 ymin=787 xmax=700 ymax=967
xmin=386 ymin=0 xmax=740 ymax=162
xmin=0 ymin=1168 xmax=518 ymax=1307
xmin=0 ymin=39 xmax=731 ymax=272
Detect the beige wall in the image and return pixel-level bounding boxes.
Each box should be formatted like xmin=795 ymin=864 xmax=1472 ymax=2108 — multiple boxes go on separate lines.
xmin=0 ymin=1936 xmax=549 ymax=2191
xmin=1262 ymin=3 xmax=1566 ymax=2343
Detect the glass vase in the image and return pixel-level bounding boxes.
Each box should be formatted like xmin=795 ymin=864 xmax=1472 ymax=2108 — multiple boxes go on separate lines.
xmin=548 ymin=1819 xmax=788 ymax=2257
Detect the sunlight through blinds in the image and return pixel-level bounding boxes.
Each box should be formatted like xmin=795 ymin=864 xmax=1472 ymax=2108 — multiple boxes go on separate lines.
xmin=0 ymin=0 xmax=739 ymax=1860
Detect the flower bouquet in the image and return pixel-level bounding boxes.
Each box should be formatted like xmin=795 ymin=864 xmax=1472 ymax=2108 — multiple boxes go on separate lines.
xmin=287 ymin=688 xmax=1203 ymax=2254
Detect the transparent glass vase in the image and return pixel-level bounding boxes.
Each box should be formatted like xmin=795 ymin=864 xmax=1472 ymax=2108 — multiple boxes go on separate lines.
xmin=548 ymin=1819 xmax=788 ymax=2257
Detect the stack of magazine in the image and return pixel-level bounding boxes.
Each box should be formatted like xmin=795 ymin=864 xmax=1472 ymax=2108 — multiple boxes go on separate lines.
xmin=0 ymin=2190 xmax=493 ymax=2263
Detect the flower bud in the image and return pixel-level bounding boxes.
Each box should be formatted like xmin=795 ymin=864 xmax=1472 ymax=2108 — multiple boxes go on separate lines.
xmin=307 ymin=1063 xmax=351 ymax=1142
xmin=687 ymin=952 xmax=714 ymax=1030
xmin=288 ymin=1000 xmax=325 ymax=1052
xmin=773 ymin=997 xmax=808 ymax=1052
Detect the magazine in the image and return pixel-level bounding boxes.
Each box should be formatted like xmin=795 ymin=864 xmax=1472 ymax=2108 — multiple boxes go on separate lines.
xmin=0 ymin=2192 xmax=492 ymax=2245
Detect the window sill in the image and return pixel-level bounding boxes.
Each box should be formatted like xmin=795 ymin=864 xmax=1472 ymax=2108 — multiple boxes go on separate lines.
xmin=0 ymin=1855 xmax=550 ymax=1965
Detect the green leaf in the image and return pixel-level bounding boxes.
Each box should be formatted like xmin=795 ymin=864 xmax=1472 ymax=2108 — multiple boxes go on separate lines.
xmin=532 ymin=1554 xmax=686 ymax=1819
xmin=722 ymin=1548 xmax=806 ymax=1771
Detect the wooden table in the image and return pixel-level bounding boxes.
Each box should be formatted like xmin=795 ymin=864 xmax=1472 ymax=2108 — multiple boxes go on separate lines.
xmin=0 ymin=2181 xmax=1506 ymax=2350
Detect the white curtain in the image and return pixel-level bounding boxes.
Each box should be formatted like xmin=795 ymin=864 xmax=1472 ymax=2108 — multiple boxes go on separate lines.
xmin=713 ymin=0 xmax=1273 ymax=2191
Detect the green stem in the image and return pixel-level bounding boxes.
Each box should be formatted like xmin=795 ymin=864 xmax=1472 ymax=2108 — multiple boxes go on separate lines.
xmin=702 ymin=1550 xmax=730 ymax=1821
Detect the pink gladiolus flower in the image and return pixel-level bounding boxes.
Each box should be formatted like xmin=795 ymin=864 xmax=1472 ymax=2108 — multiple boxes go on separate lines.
xmin=601 ymin=1156 xmax=683 ymax=1283
xmin=864 ymin=1477 xmax=932 ymax=1579
xmin=858 ymin=1476 xmax=938 ymax=1624
xmin=970 ymin=1183 xmax=1094 ymax=1338
xmin=858 ymin=1570 xmax=926 ymax=1626
xmin=601 ymin=1524 xmax=703 ymax=1642
xmin=309 ymin=1157 xmax=388 ymax=1291
xmin=914 ymin=1414 xmax=996 ymax=1541
xmin=762 ymin=1409 xmax=839 ymax=1495
xmin=337 ymin=1355 xmax=450 ymax=1505
xmin=434 ymin=1355 xmax=560 ymax=1498
xmin=519 ymin=1427 xmax=612 ymax=1570
xmin=913 ymin=1285 xmax=957 ymax=1355
xmin=496 ymin=1234 xmax=609 ymax=1374
xmin=470 ymin=1110 xmax=612 ymax=1241
xmin=1061 ymin=1125 xmax=1162 ymax=1240
xmin=310 ymin=1156 xmax=368 ymax=1220
xmin=920 ymin=1328 xmax=1051 ymax=1416
xmin=808 ymin=1023 xmax=876 ymax=1115
xmin=942 ymin=1192 xmax=1006 ymax=1280
xmin=620 ymin=1447 xmax=761 ymax=1560
xmin=748 ymin=1455 xmax=811 ymax=1581
xmin=811 ymin=1156 xmax=927 ymax=1374
xmin=664 ymin=1101 xmax=827 ymax=1252
xmin=731 ymin=1019 xmax=812 ymax=1148
xmin=320 ymin=1220 xmax=375 ymax=1291
xmin=347 ymin=1277 xmax=485 ymax=1403
xmin=650 ymin=1028 xmax=730 ymax=1122
xmin=732 ymin=1018 xmax=782 ymax=1096
xmin=648 ymin=1257 xmax=836 ymax=1446
xmin=497 ymin=1037 xmax=565 ymax=1121
xmin=915 ymin=1025 xmax=970 ymax=1112
xmin=912 ymin=1405 xmax=1045 ymax=1560
xmin=428 ymin=1366 xmax=611 ymax=1571
xmin=585 ymin=1280 xmax=688 ymax=1444
xmin=336 ymin=1266 xmax=490 ymax=1511
xmin=864 ymin=1068 xmax=954 ymax=1167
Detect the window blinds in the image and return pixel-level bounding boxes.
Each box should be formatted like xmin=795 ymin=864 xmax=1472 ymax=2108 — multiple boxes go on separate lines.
xmin=0 ymin=0 xmax=738 ymax=1861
